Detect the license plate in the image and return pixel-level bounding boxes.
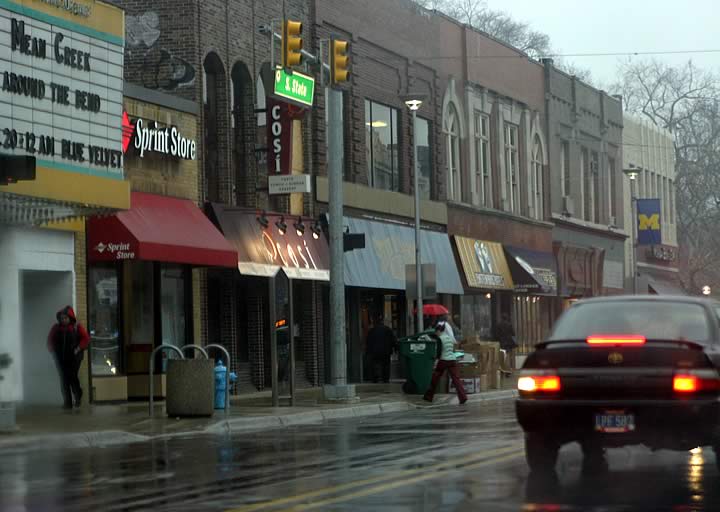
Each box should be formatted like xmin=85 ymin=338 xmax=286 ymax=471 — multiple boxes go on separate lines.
xmin=594 ymin=410 xmax=636 ymax=433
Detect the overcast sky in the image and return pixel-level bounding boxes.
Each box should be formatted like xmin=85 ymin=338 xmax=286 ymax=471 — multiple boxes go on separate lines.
xmin=486 ymin=0 xmax=720 ymax=87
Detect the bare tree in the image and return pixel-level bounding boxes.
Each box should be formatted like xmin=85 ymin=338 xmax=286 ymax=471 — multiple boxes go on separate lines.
xmin=613 ymin=59 xmax=720 ymax=293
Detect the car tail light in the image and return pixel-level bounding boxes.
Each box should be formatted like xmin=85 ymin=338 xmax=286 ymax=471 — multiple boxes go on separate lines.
xmin=673 ymin=369 xmax=720 ymax=394
xmin=586 ymin=334 xmax=646 ymax=346
xmin=518 ymin=371 xmax=561 ymax=393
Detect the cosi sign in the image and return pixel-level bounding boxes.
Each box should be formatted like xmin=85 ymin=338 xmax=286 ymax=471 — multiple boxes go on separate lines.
xmin=122 ymin=112 xmax=197 ymax=160
xmin=267 ymin=99 xmax=292 ymax=174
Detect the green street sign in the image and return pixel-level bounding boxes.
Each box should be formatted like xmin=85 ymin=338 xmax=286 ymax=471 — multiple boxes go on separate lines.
xmin=273 ymin=68 xmax=315 ymax=107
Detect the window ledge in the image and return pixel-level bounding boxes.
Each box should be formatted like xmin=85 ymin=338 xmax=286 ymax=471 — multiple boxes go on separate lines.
xmin=447 ymin=200 xmax=554 ymax=229
xmin=551 ymin=213 xmax=628 ymax=239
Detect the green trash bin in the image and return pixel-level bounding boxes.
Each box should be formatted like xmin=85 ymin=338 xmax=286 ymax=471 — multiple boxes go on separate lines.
xmin=398 ymin=331 xmax=437 ymax=395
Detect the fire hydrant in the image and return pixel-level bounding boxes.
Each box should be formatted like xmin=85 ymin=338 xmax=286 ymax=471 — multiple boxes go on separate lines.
xmin=214 ymin=359 xmax=237 ymax=410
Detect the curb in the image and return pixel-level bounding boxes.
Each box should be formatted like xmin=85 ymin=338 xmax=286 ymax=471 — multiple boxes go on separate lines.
xmin=0 ymin=430 xmax=150 ymax=454
xmin=204 ymin=401 xmax=416 ymax=435
xmin=0 ymin=392 xmax=517 ymax=453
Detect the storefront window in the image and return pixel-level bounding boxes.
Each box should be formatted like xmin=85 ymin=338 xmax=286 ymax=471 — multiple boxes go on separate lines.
xmin=513 ymin=295 xmax=551 ymax=354
xmin=88 ymin=266 xmax=121 ymax=376
xmin=131 ymin=261 xmax=154 ymax=345
xmin=460 ymin=295 xmax=493 ymax=340
xmin=365 ymin=99 xmax=400 ymax=191
xmin=161 ymin=265 xmax=186 ymax=349
xmin=416 ymin=117 xmax=432 ymax=200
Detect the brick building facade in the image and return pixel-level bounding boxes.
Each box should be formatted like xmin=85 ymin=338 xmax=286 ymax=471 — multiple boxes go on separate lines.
xmin=109 ymin=0 xmax=325 ymax=393
xmin=543 ymin=60 xmax=626 ymax=300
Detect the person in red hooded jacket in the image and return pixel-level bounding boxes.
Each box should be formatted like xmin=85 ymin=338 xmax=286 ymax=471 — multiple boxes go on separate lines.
xmin=47 ymin=306 xmax=90 ymax=409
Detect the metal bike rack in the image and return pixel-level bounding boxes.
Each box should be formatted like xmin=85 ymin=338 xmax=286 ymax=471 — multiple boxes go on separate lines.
xmin=149 ymin=344 xmax=185 ymax=417
xmin=206 ymin=344 xmax=231 ymax=415
xmin=180 ymin=344 xmax=209 ymax=359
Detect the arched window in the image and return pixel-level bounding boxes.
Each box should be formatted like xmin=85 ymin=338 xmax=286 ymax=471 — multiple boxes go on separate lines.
xmin=531 ymin=136 xmax=544 ymax=220
xmin=445 ymin=105 xmax=461 ymax=201
xmin=203 ymin=53 xmax=227 ymax=203
xmin=231 ymin=62 xmax=253 ymax=207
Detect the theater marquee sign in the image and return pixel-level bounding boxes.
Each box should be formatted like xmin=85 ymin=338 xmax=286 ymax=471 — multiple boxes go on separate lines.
xmin=0 ymin=0 xmax=125 ymax=176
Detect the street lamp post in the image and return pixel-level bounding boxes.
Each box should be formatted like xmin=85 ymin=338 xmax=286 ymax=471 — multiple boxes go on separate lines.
xmin=405 ymin=96 xmax=424 ymax=333
xmin=623 ymin=165 xmax=640 ymax=294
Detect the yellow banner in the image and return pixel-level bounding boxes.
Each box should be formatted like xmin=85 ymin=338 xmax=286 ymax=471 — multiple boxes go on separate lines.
xmin=3 ymin=165 xmax=130 ymax=210
xmin=3 ymin=0 xmax=124 ymax=42
xmin=455 ymin=236 xmax=514 ymax=290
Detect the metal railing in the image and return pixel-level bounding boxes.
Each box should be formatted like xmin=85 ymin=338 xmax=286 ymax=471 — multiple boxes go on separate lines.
xmin=181 ymin=345 xmax=209 ymax=360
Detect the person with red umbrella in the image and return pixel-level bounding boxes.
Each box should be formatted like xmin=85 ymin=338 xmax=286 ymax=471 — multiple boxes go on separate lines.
xmin=423 ymin=321 xmax=467 ymax=405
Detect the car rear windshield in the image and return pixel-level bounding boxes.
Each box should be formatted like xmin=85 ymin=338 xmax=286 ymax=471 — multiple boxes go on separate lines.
xmin=548 ymin=301 xmax=711 ymax=344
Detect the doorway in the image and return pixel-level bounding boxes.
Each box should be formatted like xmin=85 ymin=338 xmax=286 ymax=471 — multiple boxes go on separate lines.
xmin=21 ymin=270 xmax=74 ymax=405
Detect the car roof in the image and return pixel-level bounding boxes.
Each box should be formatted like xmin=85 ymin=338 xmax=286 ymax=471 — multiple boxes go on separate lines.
xmin=572 ymin=295 xmax=715 ymax=307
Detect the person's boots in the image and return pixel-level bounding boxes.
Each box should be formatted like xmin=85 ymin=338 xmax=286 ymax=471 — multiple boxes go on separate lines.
xmin=73 ymin=388 xmax=83 ymax=408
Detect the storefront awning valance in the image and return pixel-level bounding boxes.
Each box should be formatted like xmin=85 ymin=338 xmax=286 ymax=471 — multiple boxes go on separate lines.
xmin=454 ymin=237 xmax=513 ymax=290
xmin=344 ymin=217 xmax=463 ymax=294
xmin=504 ymin=246 xmax=557 ymax=295
xmin=87 ymin=192 xmax=237 ymax=268
xmin=209 ymin=204 xmax=330 ymax=281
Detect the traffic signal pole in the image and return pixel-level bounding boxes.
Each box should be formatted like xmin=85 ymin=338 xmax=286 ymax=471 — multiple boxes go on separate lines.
xmin=263 ymin=26 xmax=355 ymax=401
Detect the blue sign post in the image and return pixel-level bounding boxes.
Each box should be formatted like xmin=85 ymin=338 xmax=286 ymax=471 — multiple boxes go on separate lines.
xmin=637 ymin=199 xmax=662 ymax=246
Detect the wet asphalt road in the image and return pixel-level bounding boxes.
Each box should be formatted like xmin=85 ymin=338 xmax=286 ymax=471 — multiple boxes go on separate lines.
xmin=0 ymin=399 xmax=718 ymax=511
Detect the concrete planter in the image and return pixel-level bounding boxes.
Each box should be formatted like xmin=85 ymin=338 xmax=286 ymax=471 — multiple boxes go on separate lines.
xmin=166 ymin=360 xmax=215 ymax=417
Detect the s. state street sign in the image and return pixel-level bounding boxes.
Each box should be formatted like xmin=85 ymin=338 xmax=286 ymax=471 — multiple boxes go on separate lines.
xmin=273 ymin=67 xmax=315 ymax=107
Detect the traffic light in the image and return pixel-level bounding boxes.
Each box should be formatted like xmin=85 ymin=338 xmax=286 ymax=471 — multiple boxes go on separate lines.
xmin=282 ymin=20 xmax=303 ymax=69
xmin=331 ymin=38 xmax=350 ymax=84
xmin=0 ymin=155 xmax=36 ymax=185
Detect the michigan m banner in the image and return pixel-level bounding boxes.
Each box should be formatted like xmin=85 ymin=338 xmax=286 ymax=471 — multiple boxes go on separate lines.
xmin=637 ymin=198 xmax=662 ymax=246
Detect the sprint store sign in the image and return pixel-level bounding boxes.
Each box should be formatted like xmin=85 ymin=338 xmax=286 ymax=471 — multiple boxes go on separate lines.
xmin=0 ymin=0 xmax=125 ymax=177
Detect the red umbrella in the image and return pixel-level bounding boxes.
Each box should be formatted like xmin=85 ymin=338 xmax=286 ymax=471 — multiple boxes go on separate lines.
xmin=414 ymin=304 xmax=449 ymax=316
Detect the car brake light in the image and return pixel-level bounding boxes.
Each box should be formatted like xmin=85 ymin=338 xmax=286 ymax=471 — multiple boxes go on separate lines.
xmin=673 ymin=375 xmax=698 ymax=393
xmin=518 ymin=373 xmax=561 ymax=393
xmin=586 ymin=334 xmax=646 ymax=346
xmin=673 ymin=370 xmax=720 ymax=393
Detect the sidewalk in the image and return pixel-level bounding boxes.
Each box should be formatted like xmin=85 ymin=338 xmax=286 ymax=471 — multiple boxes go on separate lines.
xmin=0 ymin=378 xmax=518 ymax=454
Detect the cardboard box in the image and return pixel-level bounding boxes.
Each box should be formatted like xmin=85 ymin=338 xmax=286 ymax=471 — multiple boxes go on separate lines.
xmin=457 ymin=363 xmax=483 ymax=378
xmin=449 ymin=376 xmax=481 ymax=394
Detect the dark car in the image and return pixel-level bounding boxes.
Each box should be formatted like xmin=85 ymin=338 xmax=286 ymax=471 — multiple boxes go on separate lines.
xmin=516 ymin=295 xmax=720 ymax=473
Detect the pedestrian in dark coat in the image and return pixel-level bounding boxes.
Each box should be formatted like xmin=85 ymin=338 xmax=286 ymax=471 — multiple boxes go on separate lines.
xmin=365 ymin=315 xmax=397 ymax=383
xmin=47 ymin=306 xmax=90 ymax=409
xmin=494 ymin=314 xmax=517 ymax=371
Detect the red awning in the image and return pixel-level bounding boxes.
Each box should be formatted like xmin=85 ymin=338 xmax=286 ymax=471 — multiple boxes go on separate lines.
xmin=87 ymin=192 xmax=237 ymax=268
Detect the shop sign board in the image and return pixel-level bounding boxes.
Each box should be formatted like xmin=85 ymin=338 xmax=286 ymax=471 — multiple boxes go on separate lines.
xmin=454 ymin=237 xmax=514 ymax=290
xmin=273 ymin=67 xmax=315 ymax=108
xmin=268 ymin=174 xmax=311 ymax=195
xmin=0 ymin=2 xmax=125 ymax=178
xmin=122 ymin=112 xmax=197 ymax=160
xmin=266 ymin=98 xmax=292 ymax=174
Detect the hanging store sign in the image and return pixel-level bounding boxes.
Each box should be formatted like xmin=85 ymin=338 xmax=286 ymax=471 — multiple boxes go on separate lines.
xmin=268 ymin=174 xmax=311 ymax=195
xmin=266 ymin=99 xmax=292 ymax=174
xmin=0 ymin=7 xmax=125 ymax=177
xmin=122 ymin=113 xmax=197 ymax=160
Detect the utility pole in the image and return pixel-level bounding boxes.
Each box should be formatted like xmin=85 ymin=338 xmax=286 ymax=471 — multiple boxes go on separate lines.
xmin=623 ymin=165 xmax=640 ymax=294
xmin=324 ymin=37 xmax=355 ymax=401
xmin=403 ymin=95 xmax=426 ymax=332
